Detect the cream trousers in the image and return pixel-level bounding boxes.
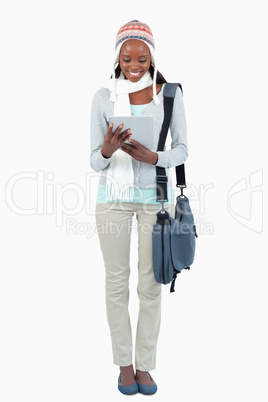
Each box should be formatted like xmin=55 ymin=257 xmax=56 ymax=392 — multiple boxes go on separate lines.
xmin=95 ymin=202 xmax=175 ymax=371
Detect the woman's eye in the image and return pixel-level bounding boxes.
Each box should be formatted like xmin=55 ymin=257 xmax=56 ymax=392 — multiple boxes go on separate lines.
xmin=122 ymin=59 xmax=147 ymax=63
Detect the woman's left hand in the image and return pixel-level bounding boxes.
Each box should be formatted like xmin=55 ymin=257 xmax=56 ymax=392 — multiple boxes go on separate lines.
xmin=120 ymin=139 xmax=158 ymax=165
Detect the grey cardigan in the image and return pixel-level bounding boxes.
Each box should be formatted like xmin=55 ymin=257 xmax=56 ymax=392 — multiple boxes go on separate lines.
xmin=90 ymin=84 xmax=188 ymax=189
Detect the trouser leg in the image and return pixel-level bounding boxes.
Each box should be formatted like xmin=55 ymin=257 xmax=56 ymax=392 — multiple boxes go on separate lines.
xmin=135 ymin=203 xmax=175 ymax=371
xmin=95 ymin=202 xmax=134 ymax=367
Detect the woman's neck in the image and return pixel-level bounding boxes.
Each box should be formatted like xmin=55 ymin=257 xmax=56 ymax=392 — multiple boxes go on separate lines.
xmin=129 ymin=83 xmax=162 ymax=105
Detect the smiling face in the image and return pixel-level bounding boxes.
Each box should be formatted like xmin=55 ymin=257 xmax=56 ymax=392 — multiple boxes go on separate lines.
xmin=119 ymin=39 xmax=151 ymax=82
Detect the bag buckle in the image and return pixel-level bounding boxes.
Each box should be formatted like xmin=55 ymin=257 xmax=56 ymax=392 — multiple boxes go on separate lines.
xmin=160 ymin=201 xmax=165 ymax=214
xmin=176 ymin=184 xmax=186 ymax=198
xmin=156 ymin=175 xmax=168 ymax=184
xmin=156 ymin=175 xmax=168 ymax=203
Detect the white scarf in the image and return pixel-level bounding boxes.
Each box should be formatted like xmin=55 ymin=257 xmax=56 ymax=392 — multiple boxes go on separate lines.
xmin=102 ymin=71 xmax=157 ymax=202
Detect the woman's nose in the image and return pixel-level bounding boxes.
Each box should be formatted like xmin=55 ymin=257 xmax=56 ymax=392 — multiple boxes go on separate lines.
xmin=129 ymin=61 xmax=139 ymax=69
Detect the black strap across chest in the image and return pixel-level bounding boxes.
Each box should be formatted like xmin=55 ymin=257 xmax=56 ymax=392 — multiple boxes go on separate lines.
xmin=156 ymin=82 xmax=186 ymax=202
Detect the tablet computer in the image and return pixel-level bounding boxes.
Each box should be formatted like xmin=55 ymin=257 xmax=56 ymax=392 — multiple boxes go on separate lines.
xmin=108 ymin=115 xmax=154 ymax=149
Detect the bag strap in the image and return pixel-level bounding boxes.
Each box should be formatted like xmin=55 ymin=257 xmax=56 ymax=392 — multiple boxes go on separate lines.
xmin=156 ymin=83 xmax=186 ymax=203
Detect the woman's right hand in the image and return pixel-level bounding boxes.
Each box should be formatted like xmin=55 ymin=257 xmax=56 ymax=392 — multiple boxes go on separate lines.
xmin=101 ymin=124 xmax=132 ymax=158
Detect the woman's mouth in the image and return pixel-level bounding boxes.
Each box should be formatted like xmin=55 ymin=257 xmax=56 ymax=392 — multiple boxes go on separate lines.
xmin=128 ymin=71 xmax=142 ymax=78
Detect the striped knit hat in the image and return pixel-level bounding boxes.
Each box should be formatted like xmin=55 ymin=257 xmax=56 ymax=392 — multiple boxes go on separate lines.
xmin=110 ymin=20 xmax=160 ymax=105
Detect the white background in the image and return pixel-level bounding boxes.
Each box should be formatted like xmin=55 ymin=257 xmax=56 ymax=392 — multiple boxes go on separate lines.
xmin=1 ymin=0 xmax=267 ymax=401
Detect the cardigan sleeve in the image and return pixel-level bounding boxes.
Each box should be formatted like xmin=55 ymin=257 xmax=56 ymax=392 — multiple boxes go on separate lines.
xmin=154 ymin=86 xmax=188 ymax=168
xmin=90 ymin=90 xmax=112 ymax=172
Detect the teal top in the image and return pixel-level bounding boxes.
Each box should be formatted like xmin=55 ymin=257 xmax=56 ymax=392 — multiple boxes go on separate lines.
xmin=130 ymin=103 xmax=148 ymax=116
xmin=96 ymin=100 xmax=175 ymax=204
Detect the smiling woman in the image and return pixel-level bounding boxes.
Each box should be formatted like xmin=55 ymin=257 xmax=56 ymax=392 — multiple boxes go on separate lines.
xmin=120 ymin=40 xmax=151 ymax=82
xmin=118 ymin=40 xmax=165 ymax=105
xmin=114 ymin=39 xmax=167 ymax=101
xmin=90 ymin=19 xmax=188 ymax=395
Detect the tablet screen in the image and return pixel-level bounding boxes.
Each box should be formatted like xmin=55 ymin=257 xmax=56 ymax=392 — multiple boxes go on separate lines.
xmin=109 ymin=115 xmax=154 ymax=149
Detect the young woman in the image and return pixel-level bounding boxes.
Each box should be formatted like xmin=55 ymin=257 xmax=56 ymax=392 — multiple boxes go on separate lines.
xmin=90 ymin=20 xmax=188 ymax=395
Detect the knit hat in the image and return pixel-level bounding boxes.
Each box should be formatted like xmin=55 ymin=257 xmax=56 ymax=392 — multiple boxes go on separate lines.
xmin=110 ymin=20 xmax=160 ymax=105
